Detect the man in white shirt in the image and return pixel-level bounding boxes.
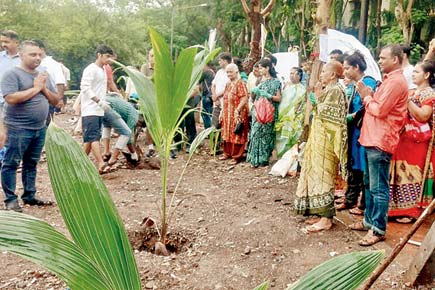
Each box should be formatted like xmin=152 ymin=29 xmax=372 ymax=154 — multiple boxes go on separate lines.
xmin=401 ymin=44 xmax=416 ymax=90
xmin=80 ymin=44 xmax=114 ymax=174
xmin=211 ymin=52 xmax=231 ymax=127
xmin=33 ymin=39 xmax=66 ymax=119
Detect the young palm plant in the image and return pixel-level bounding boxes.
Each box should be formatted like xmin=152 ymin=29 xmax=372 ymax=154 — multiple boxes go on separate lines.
xmin=0 ymin=124 xmax=141 ymax=290
xmin=253 ymin=250 xmax=384 ymax=290
xmin=119 ymin=28 xmax=219 ymax=249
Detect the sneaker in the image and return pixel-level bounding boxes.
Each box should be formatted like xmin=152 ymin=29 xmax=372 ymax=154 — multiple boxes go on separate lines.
xmin=146 ymin=149 xmax=156 ymax=158
xmin=23 ymin=198 xmax=53 ymax=206
xmin=5 ymin=200 xmax=23 ymax=212
xmin=170 ymin=149 xmax=177 ymax=159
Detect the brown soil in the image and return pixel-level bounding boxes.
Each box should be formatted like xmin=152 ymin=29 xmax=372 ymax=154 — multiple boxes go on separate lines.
xmin=0 ymin=110 xmax=434 ymax=290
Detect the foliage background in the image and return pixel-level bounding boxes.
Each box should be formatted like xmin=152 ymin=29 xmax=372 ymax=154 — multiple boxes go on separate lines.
xmin=1 ymin=0 xmax=434 ymax=89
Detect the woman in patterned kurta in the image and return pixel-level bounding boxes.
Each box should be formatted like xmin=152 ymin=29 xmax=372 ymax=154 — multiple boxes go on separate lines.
xmin=389 ymin=61 xmax=435 ymax=221
xmin=220 ymin=63 xmax=249 ymax=164
xmin=247 ymin=58 xmax=282 ymax=167
xmin=294 ymin=61 xmax=348 ymax=233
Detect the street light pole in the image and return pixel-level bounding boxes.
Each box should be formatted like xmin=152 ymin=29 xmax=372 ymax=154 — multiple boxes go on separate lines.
xmin=169 ymin=3 xmax=208 ymax=59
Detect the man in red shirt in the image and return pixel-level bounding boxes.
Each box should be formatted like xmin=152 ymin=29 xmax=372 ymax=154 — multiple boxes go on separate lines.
xmin=350 ymin=44 xmax=408 ymax=246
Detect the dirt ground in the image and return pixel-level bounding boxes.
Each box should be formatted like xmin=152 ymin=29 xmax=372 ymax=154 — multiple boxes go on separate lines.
xmin=0 ymin=109 xmax=434 ymax=290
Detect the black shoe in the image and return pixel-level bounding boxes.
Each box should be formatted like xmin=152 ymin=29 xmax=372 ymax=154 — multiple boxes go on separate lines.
xmin=23 ymin=198 xmax=53 ymax=206
xmin=146 ymin=149 xmax=156 ymax=158
xmin=5 ymin=200 xmax=23 ymax=212
xmin=170 ymin=149 xmax=177 ymax=159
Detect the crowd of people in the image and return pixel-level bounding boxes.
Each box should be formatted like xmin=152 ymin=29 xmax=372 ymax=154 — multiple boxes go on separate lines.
xmin=1 ymin=28 xmax=435 ymax=248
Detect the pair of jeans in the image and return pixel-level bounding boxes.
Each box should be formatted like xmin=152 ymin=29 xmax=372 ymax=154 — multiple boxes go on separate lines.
xmin=201 ymin=95 xmax=213 ymax=129
xmin=103 ymin=109 xmax=132 ymax=137
xmin=2 ymin=127 xmax=47 ymax=204
xmin=363 ymin=147 xmax=392 ymax=236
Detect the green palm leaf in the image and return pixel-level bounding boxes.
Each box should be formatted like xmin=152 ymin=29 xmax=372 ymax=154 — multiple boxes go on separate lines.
xmin=0 ymin=211 xmax=111 ymax=290
xmin=253 ymin=281 xmax=270 ymax=290
xmin=45 ymin=124 xmax=141 ymax=290
xmin=286 ymin=250 xmax=384 ymax=290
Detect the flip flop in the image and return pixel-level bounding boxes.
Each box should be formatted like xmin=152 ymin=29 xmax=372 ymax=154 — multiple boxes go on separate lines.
xmin=348 ymin=221 xmax=368 ymax=231
xmin=304 ymin=217 xmax=321 ymax=225
xmin=107 ymin=159 xmax=117 ymax=167
xmin=102 ymin=153 xmax=111 ymax=162
xmin=304 ymin=223 xmax=332 ymax=233
xmin=358 ymin=231 xmax=385 ymax=246
xmin=219 ymin=155 xmax=229 ymax=161
xmin=335 ymin=203 xmax=350 ymax=211
xmin=334 ymin=197 xmax=346 ymax=204
xmin=396 ymin=217 xmax=415 ymax=224
xmin=349 ymin=208 xmax=364 ymax=215
xmin=98 ymin=163 xmax=111 ymax=175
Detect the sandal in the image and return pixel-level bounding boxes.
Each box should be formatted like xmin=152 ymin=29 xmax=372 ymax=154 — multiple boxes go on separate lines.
xmin=349 ymin=221 xmax=368 ymax=231
xmin=335 ymin=203 xmax=351 ymax=211
xmin=334 ymin=197 xmax=345 ymax=204
xmin=396 ymin=217 xmax=415 ymax=224
xmin=305 ymin=217 xmax=321 ymax=225
xmin=304 ymin=223 xmax=332 ymax=233
xmin=102 ymin=153 xmax=111 ymax=162
xmin=228 ymin=159 xmax=239 ymax=165
xmin=349 ymin=208 xmax=364 ymax=215
xmin=219 ymin=155 xmax=229 ymax=161
xmin=358 ymin=230 xmax=385 ymax=246
xmin=98 ymin=163 xmax=111 ymax=175
xmin=107 ymin=159 xmax=117 ymax=167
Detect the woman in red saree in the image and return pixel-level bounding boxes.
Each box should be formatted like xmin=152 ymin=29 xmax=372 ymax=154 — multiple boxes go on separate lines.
xmin=219 ymin=63 xmax=249 ymax=165
xmin=389 ymin=60 xmax=435 ymax=221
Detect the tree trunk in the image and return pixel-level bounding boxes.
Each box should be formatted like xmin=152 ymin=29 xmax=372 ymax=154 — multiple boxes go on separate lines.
xmin=395 ymin=0 xmax=415 ymax=45
xmin=309 ymin=0 xmax=330 ymax=89
xmin=216 ymin=18 xmax=232 ymax=52
xmin=376 ymin=0 xmax=382 ymax=55
xmin=358 ymin=0 xmax=369 ymax=44
xmin=240 ymin=0 xmax=276 ymax=73
xmin=300 ymin=0 xmax=306 ymax=58
xmin=303 ymin=0 xmax=331 ymax=132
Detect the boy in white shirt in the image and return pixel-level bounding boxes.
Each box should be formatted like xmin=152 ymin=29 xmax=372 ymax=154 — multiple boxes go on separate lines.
xmin=80 ymin=44 xmax=114 ymax=174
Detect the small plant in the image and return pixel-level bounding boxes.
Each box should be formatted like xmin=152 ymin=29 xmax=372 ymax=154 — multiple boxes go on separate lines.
xmin=119 ymin=28 xmax=219 ymax=252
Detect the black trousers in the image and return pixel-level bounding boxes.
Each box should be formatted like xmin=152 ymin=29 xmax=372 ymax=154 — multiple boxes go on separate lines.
xmin=174 ymin=108 xmax=197 ymax=149
xmin=344 ymin=169 xmax=365 ymax=209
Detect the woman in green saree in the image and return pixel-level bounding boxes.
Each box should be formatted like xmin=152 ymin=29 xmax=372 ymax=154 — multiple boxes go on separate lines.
xmin=294 ymin=61 xmax=348 ymax=233
xmin=275 ymin=67 xmax=306 ymax=157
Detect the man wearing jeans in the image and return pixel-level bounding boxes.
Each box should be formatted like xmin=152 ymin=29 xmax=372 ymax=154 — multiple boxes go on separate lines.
xmin=1 ymin=40 xmax=59 ymax=212
xmin=102 ymin=94 xmax=139 ymax=166
xmin=351 ymin=44 xmax=408 ymax=246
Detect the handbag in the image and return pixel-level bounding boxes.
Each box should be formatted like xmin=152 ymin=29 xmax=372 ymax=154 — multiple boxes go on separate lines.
xmin=402 ymin=115 xmax=432 ymax=142
xmin=254 ymin=97 xmax=275 ymax=124
xmin=233 ymin=121 xmax=244 ymax=135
